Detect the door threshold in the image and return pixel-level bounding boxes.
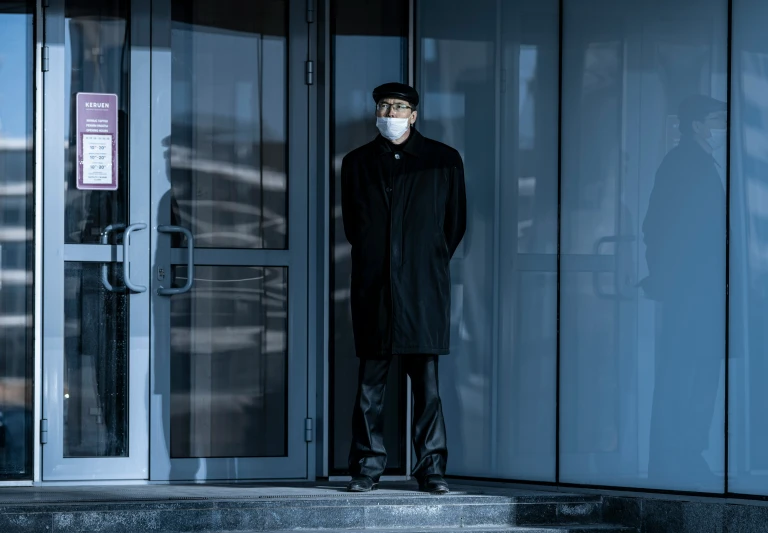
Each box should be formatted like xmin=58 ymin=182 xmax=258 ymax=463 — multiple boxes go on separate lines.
xmin=328 ymin=475 xmax=411 ymax=482
xmin=33 ymin=478 xmax=312 ymax=487
xmin=0 ymin=481 xmax=34 ymax=487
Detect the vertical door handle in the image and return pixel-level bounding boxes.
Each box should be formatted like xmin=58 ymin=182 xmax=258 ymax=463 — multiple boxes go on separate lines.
xmin=100 ymin=224 xmax=126 ymax=293
xmin=156 ymin=225 xmax=195 ymax=296
xmin=592 ymin=235 xmax=636 ymax=301
xmin=123 ymin=223 xmax=148 ymax=293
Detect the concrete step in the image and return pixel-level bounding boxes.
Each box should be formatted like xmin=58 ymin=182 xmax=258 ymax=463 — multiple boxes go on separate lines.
xmin=249 ymin=527 xmax=637 ymax=533
xmin=0 ymin=483 xmax=629 ymax=533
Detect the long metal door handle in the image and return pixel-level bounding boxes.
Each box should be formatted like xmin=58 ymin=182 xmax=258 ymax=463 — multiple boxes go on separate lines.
xmin=123 ymin=223 xmax=148 ymax=293
xmin=157 ymin=225 xmax=194 ymax=296
xmin=592 ymin=235 xmax=636 ymax=301
xmin=100 ymin=224 xmax=126 ymax=293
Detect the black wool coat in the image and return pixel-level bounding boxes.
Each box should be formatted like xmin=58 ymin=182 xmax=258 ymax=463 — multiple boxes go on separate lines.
xmin=641 ymin=137 xmax=725 ymax=302
xmin=341 ymin=128 xmax=467 ymax=358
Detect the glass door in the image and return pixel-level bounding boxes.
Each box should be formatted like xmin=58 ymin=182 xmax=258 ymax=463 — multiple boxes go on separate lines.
xmin=42 ymin=0 xmax=151 ymax=480
xmin=148 ymin=0 xmax=309 ymax=480
xmin=42 ymin=0 xmax=309 ymax=483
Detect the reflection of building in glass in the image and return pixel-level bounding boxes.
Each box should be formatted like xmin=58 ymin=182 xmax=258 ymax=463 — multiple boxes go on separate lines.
xmin=412 ymin=0 xmax=560 ymax=482
xmin=170 ymin=9 xmax=289 ymax=251
xmin=0 ymin=137 xmax=33 ymax=477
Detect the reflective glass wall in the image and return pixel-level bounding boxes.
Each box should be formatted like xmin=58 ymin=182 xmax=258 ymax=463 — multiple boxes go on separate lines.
xmin=559 ymin=0 xmax=727 ymax=493
xmin=730 ymin=0 xmax=768 ymax=496
xmin=0 ymin=0 xmax=34 ymax=479
xmin=414 ymin=0 xmax=746 ymax=494
xmin=416 ymin=0 xmax=559 ymax=481
xmin=329 ymin=0 xmax=409 ymax=475
xmin=62 ymin=0 xmax=131 ymax=460
xmin=169 ymin=0 xmax=291 ymax=461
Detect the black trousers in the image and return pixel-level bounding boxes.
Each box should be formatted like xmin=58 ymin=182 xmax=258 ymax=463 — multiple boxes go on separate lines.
xmin=648 ymin=296 xmax=721 ymax=482
xmin=348 ymin=355 xmax=448 ymax=482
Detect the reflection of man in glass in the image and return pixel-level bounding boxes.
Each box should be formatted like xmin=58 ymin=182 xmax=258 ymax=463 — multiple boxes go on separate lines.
xmin=641 ymin=94 xmax=727 ymax=486
xmin=340 ymin=83 xmax=467 ymax=494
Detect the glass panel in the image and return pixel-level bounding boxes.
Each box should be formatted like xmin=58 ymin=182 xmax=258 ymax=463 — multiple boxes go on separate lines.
xmin=729 ymin=0 xmax=768 ymax=496
xmin=415 ymin=0 xmax=559 ymax=481
xmin=170 ymin=0 xmax=288 ymax=250
xmin=64 ymin=262 xmax=129 ymax=457
xmin=170 ymin=266 xmax=288 ymax=458
xmin=330 ymin=0 xmax=409 ymax=474
xmin=497 ymin=272 xmax=557 ymax=478
xmin=0 ymin=0 xmax=34 ymax=479
xmin=559 ymin=0 xmax=728 ymax=492
xmin=64 ymin=0 xmax=130 ymax=244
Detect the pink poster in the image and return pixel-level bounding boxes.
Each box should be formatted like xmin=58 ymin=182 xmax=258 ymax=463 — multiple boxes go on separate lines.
xmin=76 ymin=92 xmax=118 ymax=191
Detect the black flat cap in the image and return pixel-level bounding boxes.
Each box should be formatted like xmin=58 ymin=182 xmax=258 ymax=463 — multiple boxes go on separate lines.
xmin=373 ymin=82 xmax=419 ymax=107
xmin=678 ymin=94 xmax=726 ymax=123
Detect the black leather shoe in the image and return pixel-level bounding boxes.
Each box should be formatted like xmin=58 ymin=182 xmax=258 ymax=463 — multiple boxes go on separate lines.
xmin=347 ymin=475 xmax=378 ymax=492
xmin=418 ymin=474 xmax=449 ymax=494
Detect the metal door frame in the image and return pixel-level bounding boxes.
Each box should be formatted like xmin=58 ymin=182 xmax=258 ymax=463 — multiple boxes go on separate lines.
xmin=147 ymin=0 xmax=310 ymax=481
xmin=41 ymin=0 xmax=152 ymax=481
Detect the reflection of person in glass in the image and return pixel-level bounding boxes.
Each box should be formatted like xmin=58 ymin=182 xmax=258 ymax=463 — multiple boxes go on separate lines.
xmin=341 ymin=83 xmax=467 ymax=494
xmin=641 ymin=94 xmax=727 ymax=485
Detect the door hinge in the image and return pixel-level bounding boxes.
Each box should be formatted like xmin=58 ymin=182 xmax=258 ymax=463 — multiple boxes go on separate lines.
xmin=304 ymin=418 xmax=313 ymax=442
xmin=305 ymin=60 xmax=314 ymax=85
xmin=306 ymin=0 xmax=315 ymax=23
xmin=40 ymin=419 xmax=48 ymax=445
xmin=41 ymin=46 xmax=49 ymax=72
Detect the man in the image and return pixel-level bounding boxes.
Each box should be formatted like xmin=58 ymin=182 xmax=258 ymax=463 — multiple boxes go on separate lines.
xmin=340 ymin=82 xmax=467 ymax=494
xmin=641 ymin=94 xmax=726 ymax=487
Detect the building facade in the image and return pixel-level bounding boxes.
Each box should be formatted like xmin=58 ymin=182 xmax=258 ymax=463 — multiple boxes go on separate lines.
xmin=1 ymin=0 xmax=768 ymax=498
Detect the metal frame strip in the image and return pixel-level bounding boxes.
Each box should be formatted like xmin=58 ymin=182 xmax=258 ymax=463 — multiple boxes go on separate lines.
xmin=33 ymin=0 xmax=44 ymax=484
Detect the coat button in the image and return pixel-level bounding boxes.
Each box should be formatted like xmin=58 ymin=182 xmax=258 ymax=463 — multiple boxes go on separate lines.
xmin=386 ymin=187 xmax=392 ymax=193
xmin=394 ymin=153 xmax=401 ymax=159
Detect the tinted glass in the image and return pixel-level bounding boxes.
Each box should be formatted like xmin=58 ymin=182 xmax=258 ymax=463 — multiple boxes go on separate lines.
xmin=729 ymin=0 xmax=768 ymax=496
xmin=559 ymin=0 xmax=728 ymax=492
xmin=330 ymin=0 xmax=409 ymax=474
xmin=64 ymin=0 xmax=129 ymax=244
xmin=64 ymin=262 xmax=129 ymax=457
xmin=416 ymin=0 xmax=559 ymax=481
xmin=0 ymin=0 xmax=34 ymax=479
xmin=170 ymin=266 xmax=288 ymax=458
xmin=171 ymin=0 xmax=288 ymax=249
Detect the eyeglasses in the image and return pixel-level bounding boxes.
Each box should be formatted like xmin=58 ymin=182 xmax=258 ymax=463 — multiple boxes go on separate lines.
xmin=376 ymin=102 xmax=412 ymax=113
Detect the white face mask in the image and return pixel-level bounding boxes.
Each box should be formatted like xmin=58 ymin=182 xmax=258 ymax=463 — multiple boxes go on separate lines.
xmin=376 ymin=117 xmax=410 ymax=141
xmin=706 ymin=128 xmax=727 ymax=151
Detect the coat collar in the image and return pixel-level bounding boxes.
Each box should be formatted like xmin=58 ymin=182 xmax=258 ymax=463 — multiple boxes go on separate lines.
xmin=678 ymin=136 xmax=715 ymax=160
xmin=375 ymin=127 xmax=425 ymax=157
